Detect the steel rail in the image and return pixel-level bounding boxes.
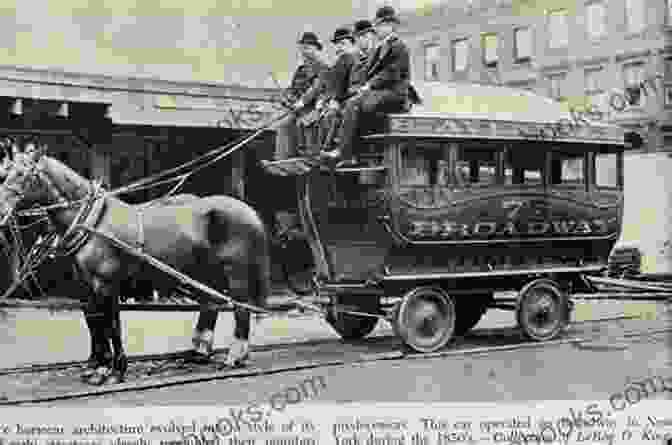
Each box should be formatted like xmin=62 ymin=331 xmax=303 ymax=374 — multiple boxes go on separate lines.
xmin=0 ymin=323 xmax=668 ymax=405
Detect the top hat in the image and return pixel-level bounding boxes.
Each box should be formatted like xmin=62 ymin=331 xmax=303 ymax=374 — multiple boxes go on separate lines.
xmin=353 ymin=20 xmax=374 ymax=37
xmin=297 ymin=32 xmax=323 ymax=50
xmin=331 ymin=27 xmax=354 ymax=43
xmin=374 ymin=6 xmax=401 ymax=25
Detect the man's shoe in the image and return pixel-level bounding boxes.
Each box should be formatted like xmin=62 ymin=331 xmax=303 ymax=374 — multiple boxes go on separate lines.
xmin=335 ymin=158 xmax=361 ymax=168
xmin=320 ymin=148 xmax=342 ymax=161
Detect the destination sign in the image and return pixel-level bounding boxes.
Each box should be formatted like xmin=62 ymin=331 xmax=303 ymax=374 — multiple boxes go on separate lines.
xmin=405 ymin=218 xmax=618 ymax=239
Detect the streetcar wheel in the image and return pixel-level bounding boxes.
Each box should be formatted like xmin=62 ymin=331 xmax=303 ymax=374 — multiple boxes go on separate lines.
xmin=516 ymin=279 xmax=568 ymax=341
xmin=326 ymin=294 xmax=379 ymax=340
xmin=395 ymin=287 xmax=456 ymax=353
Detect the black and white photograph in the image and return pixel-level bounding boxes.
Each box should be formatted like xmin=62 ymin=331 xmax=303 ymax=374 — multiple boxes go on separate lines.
xmin=0 ymin=0 xmax=669 ymax=443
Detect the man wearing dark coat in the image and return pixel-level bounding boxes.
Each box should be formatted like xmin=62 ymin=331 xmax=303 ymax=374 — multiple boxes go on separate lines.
xmin=348 ymin=20 xmax=377 ymax=96
xmin=324 ymin=6 xmax=412 ymax=167
xmin=316 ymin=27 xmax=358 ymax=151
xmin=271 ymin=32 xmax=329 ymax=160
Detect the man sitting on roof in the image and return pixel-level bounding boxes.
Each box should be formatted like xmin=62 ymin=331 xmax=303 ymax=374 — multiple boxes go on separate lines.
xmin=319 ymin=20 xmax=376 ymax=153
xmin=323 ymin=6 xmax=417 ymax=168
xmin=271 ymin=32 xmax=329 ymax=160
xmin=314 ymin=27 xmax=358 ymax=153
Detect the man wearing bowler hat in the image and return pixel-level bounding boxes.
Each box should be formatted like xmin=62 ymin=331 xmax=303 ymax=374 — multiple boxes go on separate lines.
xmin=271 ymin=32 xmax=329 ymax=161
xmin=316 ymin=27 xmax=358 ymax=152
xmin=324 ymin=6 xmax=413 ymax=167
xmin=348 ymin=20 xmax=377 ymax=96
xmin=320 ymin=20 xmax=378 ymax=152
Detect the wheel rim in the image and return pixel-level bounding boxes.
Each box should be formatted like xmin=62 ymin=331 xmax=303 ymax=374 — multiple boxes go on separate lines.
xmin=397 ymin=288 xmax=455 ymax=353
xmin=519 ymin=285 xmax=563 ymax=340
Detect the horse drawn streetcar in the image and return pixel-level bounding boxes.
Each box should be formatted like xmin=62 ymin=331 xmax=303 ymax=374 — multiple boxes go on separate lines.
xmin=0 ymin=82 xmax=639 ymax=384
xmin=260 ymin=82 xmax=629 ymax=352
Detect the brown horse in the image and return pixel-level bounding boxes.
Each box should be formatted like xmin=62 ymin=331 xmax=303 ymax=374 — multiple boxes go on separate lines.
xmin=0 ymin=148 xmax=271 ymax=384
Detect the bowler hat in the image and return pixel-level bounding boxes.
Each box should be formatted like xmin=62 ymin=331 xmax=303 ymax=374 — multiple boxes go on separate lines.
xmin=297 ymin=32 xmax=323 ymax=50
xmin=353 ymin=20 xmax=374 ymax=37
xmin=331 ymin=27 xmax=354 ymax=43
xmin=374 ymin=6 xmax=401 ymax=25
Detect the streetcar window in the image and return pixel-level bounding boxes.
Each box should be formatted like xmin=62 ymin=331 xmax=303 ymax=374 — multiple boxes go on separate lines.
xmin=398 ymin=142 xmax=444 ymax=187
xmin=456 ymin=147 xmax=497 ymax=186
xmin=550 ymin=151 xmax=584 ymax=186
xmin=595 ymin=152 xmax=620 ymax=188
xmin=504 ymin=147 xmax=545 ymax=185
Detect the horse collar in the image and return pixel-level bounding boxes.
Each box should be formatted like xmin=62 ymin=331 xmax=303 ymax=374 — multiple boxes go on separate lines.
xmin=56 ymin=186 xmax=108 ymax=258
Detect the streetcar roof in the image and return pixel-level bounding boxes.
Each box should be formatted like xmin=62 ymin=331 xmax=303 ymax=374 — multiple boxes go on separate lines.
xmin=364 ymin=81 xmax=627 ymax=147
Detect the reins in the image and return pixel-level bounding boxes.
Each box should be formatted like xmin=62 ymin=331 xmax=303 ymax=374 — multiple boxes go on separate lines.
xmin=0 ymin=108 xmax=293 ymax=302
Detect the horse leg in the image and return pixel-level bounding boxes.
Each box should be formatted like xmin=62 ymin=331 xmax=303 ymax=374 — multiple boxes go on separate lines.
xmin=227 ymin=266 xmax=252 ymax=368
xmin=106 ymin=294 xmax=127 ymax=384
xmin=86 ymin=282 xmax=126 ymax=385
xmin=227 ymin=259 xmax=270 ymax=368
xmin=191 ymin=305 xmax=218 ymax=362
xmin=82 ymin=305 xmax=112 ymax=379
xmin=83 ymin=300 xmax=114 ymax=385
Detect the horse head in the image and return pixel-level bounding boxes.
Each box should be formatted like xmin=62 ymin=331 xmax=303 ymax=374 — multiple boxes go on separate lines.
xmin=0 ymin=146 xmax=52 ymax=226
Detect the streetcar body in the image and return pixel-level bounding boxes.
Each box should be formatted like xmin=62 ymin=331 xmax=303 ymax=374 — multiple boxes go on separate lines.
xmin=305 ymin=82 xmax=626 ymax=284
xmin=274 ymin=82 xmax=630 ymax=350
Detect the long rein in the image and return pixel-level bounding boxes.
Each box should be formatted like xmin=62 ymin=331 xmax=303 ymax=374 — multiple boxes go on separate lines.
xmin=0 ymin=109 xmax=294 ymax=307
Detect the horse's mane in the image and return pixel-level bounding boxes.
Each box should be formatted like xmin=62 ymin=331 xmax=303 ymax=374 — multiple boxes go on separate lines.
xmin=41 ymin=155 xmax=104 ymax=201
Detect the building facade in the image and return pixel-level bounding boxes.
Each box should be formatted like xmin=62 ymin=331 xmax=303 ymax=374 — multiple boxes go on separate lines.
xmin=0 ymin=65 xmax=281 ymax=203
xmin=400 ymin=0 xmax=672 ymax=272
xmin=0 ymin=65 xmax=287 ymax=297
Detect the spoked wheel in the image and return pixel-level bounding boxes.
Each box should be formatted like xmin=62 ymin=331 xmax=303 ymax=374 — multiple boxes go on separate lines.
xmin=516 ymin=279 xmax=569 ymax=341
xmin=394 ymin=287 xmax=456 ymax=353
xmin=326 ymin=293 xmax=380 ymax=340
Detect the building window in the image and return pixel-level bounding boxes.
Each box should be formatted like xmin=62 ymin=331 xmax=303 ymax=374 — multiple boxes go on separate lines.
xmin=514 ymin=27 xmax=532 ymax=62
xmin=482 ymin=33 xmax=498 ymax=67
xmin=625 ymin=0 xmax=645 ymax=33
xmin=548 ymin=9 xmax=569 ymax=48
xmin=623 ymin=63 xmax=647 ymax=106
xmin=509 ymin=81 xmax=535 ymax=91
xmin=622 ymin=63 xmax=646 ymax=106
xmin=452 ymin=38 xmax=469 ymax=72
xmin=585 ymin=67 xmax=605 ymax=110
xmin=668 ymin=0 xmax=672 ymax=25
xmin=424 ymin=43 xmax=441 ymax=81
xmin=547 ymin=73 xmax=566 ymax=100
xmin=665 ymin=59 xmax=672 ymax=106
xmin=585 ymin=1 xmax=607 ymax=39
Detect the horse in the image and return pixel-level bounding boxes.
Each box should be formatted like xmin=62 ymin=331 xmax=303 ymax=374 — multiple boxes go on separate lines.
xmin=0 ymin=148 xmax=271 ymax=385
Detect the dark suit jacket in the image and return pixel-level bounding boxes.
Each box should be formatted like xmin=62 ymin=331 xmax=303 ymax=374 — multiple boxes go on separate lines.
xmin=347 ymin=52 xmax=369 ymax=96
xmin=365 ymin=35 xmax=410 ymax=98
xmin=284 ymin=60 xmax=329 ymax=106
xmin=325 ymin=52 xmax=356 ymax=102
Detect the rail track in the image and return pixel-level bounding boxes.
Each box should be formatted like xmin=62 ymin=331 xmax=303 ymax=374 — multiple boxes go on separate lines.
xmin=0 ymin=310 xmax=669 ymax=406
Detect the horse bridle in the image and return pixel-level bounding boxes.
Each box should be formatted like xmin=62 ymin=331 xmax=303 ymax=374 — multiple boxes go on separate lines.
xmin=0 ymin=154 xmax=106 ymax=298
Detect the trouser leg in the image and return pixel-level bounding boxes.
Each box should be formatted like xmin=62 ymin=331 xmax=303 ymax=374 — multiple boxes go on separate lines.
xmin=337 ymin=91 xmax=406 ymax=161
xmin=272 ymin=113 xmax=298 ymax=160
xmin=336 ymin=96 xmax=363 ymax=161
xmin=320 ymin=109 xmax=341 ymax=150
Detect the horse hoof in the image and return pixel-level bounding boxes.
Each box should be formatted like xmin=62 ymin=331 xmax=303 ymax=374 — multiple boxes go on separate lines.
xmin=86 ymin=367 xmax=112 ymax=386
xmin=184 ymin=350 xmax=212 ymax=364
xmin=106 ymin=373 xmax=124 ymax=385
xmin=115 ymin=355 xmax=129 ymax=376
xmin=226 ymin=353 xmax=250 ymax=368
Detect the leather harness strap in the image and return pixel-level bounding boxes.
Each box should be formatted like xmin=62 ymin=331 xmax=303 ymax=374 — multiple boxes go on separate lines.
xmin=137 ymin=207 xmax=145 ymax=252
